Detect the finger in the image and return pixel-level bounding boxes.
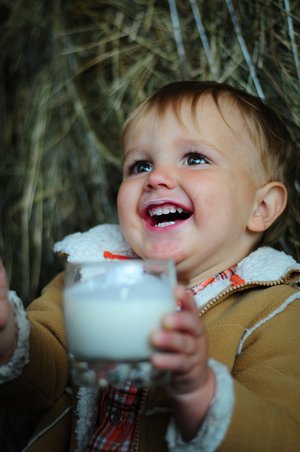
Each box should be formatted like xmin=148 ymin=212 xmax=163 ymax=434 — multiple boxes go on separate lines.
xmin=151 ymin=329 xmax=198 ymax=354
xmin=175 ymin=285 xmax=198 ymax=315
xmin=0 ymin=262 xmax=9 ymax=302
xmin=151 ymin=351 xmax=199 ymax=373
xmin=161 ymin=310 xmax=205 ymax=337
xmin=0 ymin=264 xmax=10 ymax=330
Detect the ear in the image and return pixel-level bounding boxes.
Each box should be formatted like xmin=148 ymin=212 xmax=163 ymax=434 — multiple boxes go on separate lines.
xmin=247 ymin=182 xmax=287 ymax=233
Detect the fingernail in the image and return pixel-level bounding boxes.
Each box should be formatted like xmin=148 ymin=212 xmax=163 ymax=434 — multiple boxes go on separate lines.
xmin=151 ymin=331 xmax=162 ymax=345
xmin=162 ymin=316 xmax=173 ymax=329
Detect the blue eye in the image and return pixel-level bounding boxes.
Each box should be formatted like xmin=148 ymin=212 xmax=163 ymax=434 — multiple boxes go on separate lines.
xmin=129 ymin=160 xmax=153 ymax=174
xmin=184 ymin=152 xmax=209 ymax=166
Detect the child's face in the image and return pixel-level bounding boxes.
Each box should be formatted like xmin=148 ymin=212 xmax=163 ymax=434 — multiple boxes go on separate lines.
xmin=117 ymin=96 xmax=266 ymax=282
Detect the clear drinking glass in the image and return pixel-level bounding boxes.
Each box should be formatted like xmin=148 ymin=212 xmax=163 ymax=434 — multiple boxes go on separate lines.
xmin=63 ymin=259 xmax=176 ymax=388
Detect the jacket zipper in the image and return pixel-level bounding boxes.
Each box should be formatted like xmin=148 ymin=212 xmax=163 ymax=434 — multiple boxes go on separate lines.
xmin=199 ymin=278 xmax=286 ymax=316
xmin=133 ymin=387 xmax=149 ymax=452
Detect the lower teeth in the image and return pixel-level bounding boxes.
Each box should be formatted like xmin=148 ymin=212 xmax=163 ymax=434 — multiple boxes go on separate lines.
xmin=155 ymin=221 xmax=175 ymax=228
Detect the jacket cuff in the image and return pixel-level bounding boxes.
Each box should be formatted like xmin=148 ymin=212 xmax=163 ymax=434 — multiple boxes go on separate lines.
xmin=165 ymin=359 xmax=234 ymax=451
xmin=0 ymin=291 xmax=30 ymax=383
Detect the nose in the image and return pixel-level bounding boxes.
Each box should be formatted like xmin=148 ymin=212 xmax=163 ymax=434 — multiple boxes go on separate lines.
xmin=144 ymin=166 xmax=176 ymax=191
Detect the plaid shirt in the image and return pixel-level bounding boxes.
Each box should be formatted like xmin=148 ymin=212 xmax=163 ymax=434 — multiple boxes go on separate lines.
xmin=87 ymin=263 xmax=244 ymax=451
xmin=86 ymin=382 xmax=141 ymax=451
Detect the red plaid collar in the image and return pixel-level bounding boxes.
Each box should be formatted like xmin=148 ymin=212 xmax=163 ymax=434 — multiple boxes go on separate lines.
xmin=188 ymin=266 xmax=244 ymax=296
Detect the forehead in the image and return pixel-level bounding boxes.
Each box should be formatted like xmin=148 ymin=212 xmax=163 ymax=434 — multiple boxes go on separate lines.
xmin=124 ymin=94 xmax=254 ymax=150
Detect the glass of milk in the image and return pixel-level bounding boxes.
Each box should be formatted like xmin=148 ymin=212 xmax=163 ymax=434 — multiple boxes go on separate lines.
xmin=63 ymin=259 xmax=176 ymax=388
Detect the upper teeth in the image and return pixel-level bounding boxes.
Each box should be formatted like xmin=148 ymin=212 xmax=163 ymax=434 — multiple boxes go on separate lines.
xmin=149 ymin=206 xmax=183 ymax=216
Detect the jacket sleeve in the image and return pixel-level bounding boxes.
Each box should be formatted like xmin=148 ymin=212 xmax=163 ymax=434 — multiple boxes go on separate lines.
xmin=166 ymin=359 xmax=234 ymax=452
xmin=0 ymin=273 xmax=69 ymax=413
xmin=0 ymin=291 xmax=30 ymax=383
xmin=167 ymin=290 xmax=300 ymax=451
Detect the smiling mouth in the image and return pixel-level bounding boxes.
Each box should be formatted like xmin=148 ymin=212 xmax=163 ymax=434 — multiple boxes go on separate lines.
xmin=144 ymin=203 xmax=192 ymax=228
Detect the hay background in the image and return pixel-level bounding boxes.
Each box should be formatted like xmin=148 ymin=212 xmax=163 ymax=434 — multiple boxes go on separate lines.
xmin=0 ymin=0 xmax=299 ymax=449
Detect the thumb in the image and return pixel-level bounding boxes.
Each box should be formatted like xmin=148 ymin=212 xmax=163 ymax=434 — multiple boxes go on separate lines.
xmin=174 ymin=284 xmax=198 ymax=314
xmin=0 ymin=261 xmax=10 ymax=329
xmin=0 ymin=260 xmax=9 ymax=299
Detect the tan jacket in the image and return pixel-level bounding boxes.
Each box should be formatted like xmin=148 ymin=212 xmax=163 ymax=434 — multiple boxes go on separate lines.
xmin=1 ymin=224 xmax=300 ymax=451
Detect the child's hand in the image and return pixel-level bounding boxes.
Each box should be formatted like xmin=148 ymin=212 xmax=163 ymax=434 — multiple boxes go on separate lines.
xmin=0 ymin=261 xmax=17 ymax=361
xmin=150 ymin=286 xmax=216 ymax=441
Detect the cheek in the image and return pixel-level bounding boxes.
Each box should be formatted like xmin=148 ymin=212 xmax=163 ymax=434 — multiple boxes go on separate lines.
xmin=189 ymin=178 xmax=229 ymax=216
xmin=117 ymin=187 xmax=128 ymax=225
xmin=190 ymin=178 xmax=242 ymax=230
xmin=190 ymin=184 xmax=202 ymax=201
xmin=117 ymin=182 xmax=138 ymax=226
xmin=117 ymin=191 xmax=126 ymax=225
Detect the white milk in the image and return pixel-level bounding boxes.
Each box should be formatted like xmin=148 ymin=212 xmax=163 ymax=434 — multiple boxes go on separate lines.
xmin=63 ymin=273 xmax=175 ymax=361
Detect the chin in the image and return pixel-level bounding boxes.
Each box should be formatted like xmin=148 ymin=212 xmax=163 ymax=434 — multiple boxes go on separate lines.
xmin=143 ymin=245 xmax=186 ymax=264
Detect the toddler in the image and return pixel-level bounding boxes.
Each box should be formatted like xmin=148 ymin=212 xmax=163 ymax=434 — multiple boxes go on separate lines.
xmin=0 ymin=80 xmax=300 ymax=451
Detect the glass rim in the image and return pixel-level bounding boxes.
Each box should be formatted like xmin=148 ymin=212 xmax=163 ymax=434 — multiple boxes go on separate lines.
xmin=64 ymin=258 xmax=177 ymax=287
xmin=65 ymin=258 xmax=174 ymax=266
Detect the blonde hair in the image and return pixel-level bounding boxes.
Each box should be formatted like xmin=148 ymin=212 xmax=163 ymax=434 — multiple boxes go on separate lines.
xmin=122 ymin=81 xmax=297 ymax=247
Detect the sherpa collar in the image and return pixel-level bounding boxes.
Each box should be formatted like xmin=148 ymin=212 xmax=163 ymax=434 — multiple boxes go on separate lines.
xmin=54 ymin=223 xmax=300 ymax=310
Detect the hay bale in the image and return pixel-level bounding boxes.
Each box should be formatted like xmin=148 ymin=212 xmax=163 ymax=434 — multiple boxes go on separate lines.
xmin=0 ymin=0 xmax=299 ymax=300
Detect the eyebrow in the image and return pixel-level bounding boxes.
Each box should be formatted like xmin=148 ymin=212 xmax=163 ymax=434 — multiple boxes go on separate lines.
xmin=122 ymin=148 xmax=144 ymax=166
xmin=174 ymin=137 xmax=217 ymax=149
